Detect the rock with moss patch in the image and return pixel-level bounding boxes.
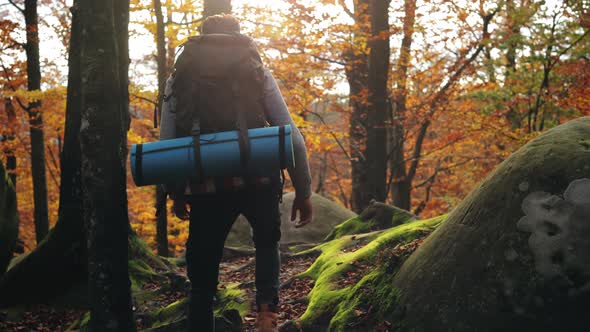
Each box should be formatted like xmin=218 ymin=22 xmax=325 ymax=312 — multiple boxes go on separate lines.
xmin=226 ymin=193 xmax=356 ymax=247
xmin=324 ymin=201 xmax=416 ymax=241
xmin=294 ymin=215 xmax=445 ymax=331
xmin=389 ymin=117 xmax=590 ymax=331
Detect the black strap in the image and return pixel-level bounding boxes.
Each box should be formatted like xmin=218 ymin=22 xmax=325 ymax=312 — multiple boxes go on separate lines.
xmin=278 ymin=125 xmax=286 ymax=169
xmin=237 ymin=115 xmax=250 ymax=172
xmin=192 ymin=135 xmax=204 ymax=182
xmin=135 ymin=144 xmax=144 ymax=186
xmin=232 ymin=80 xmax=251 ymax=173
xmin=279 ymin=169 xmax=286 ymax=203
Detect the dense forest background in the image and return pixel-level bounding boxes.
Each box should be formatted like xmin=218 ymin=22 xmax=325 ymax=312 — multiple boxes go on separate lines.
xmin=1 ymin=0 xmax=589 ymax=257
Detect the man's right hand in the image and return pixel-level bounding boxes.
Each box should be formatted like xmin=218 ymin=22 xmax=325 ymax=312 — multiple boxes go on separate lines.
xmin=291 ymin=196 xmax=313 ymax=228
xmin=173 ymin=199 xmax=190 ymax=220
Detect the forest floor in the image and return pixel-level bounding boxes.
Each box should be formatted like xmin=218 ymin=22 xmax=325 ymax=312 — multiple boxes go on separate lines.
xmin=0 ymin=252 xmax=316 ymax=332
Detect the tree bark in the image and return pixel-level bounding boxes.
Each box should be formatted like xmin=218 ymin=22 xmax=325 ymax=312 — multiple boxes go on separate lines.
xmin=3 ymin=98 xmax=17 ymax=188
xmin=156 ymin=187 xmax=169 ymax=257
xmin=389 ymin=0 xmax=416 ymax=210
xmin=24 ymin=0 xmax=49 ymax=245
xmin=0 ymin=0 xmax=165 ymax=311
xmin=365 ymin=0 xmax=390 ymax=202
xmin=203 ymin=0 xmax=231 ymax=17
xmin=0 ymin=160 xmax=18 ymax=277
xmin=504 ymin=0 xmax=523 ymax=129
xmin=79 ymin=0 xmax=135 ymax=330
xmin=344 ymin=0 xmax=370 ymax=213
xmin=0 ymin=2 xmax=87 ymax=308
xmin=154 ymin=0 xmax=167 ymax=113
xmin=154 ymin=0 xmax=169 ymax=257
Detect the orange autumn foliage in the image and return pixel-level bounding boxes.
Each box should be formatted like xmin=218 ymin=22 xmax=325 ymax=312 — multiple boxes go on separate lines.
xmin=1 ymin=0 xmax=588 ymax=255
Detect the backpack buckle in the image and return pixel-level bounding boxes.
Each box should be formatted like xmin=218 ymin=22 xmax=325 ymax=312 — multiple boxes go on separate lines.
xmin=191 ymin=119 xmax=201 ymax=136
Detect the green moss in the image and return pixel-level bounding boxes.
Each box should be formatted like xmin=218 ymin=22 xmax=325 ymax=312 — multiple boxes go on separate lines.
xmin=324 ymin=208 xmax=416 ymax=242
xmin=323 ymin=217 xmax=371 ymax=242
xmin=148 ymin=298 xmax=188 ymax=329
xmin=128 ymin=231 xmax=171 ymax=272
xmin=65 ymin=312 xmax=90 ymax=332
xmin=329 ymin=268 xmax=401 ymax=331
xmin=298 ymin=215 xmax=446 ymax=331
xmin=385 ymin=118 xmax=590 ymax=331
xmin=141 ymin=285 xmax=247 ymax=330
xmin=214 ymin=284 xmax=249 ymax=316
xmin=127 ymin=232 xmax=172 ymax=292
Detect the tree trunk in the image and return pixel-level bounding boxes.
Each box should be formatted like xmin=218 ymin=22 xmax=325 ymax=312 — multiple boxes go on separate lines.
xmin=365 ymin=0 xmax=390 ymax=202
xmin=156 ymin=187 xmax=169 ymax=257
xmin=166 ymin=9 xmax=175 ymax=73
xmin=504 ymin=0 xmax=523 ymax=129
xmin=0 ymin=161 xmax=18 ymax=277
xmin=389 ymin=0 xmax=416 ymax=211
xmin=344 ymin=0 xmax=370 ymax=213
xmin=24 ymin=0 xmax=49 ymax=245
xmin=0 ymin=0 xmax=166 ymax=311
xmin=3 ymin=98 xmax=17 ymax=189
xmin=79 ymin=0 xmax=135 ymax=330
xmin=0 ymin=1 xmax=87 ymax=307
xmin=154 ymin=0 xmax=169 ymax=257
xmin=203 ymin=0 xmax=231 ymax=17
xmin=154 ymin=0 xmax=167 ymax=113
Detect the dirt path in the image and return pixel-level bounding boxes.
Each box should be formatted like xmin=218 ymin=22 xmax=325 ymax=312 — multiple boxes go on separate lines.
xmin=0 ymin=253 xmax=316 ymax=331
xmin=219 ymin=255 xmax=316 ymax=331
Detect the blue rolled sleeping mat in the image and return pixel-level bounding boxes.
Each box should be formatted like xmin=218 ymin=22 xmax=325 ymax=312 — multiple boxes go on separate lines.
xmin=130 ymin=125 xmax=295 ymax=186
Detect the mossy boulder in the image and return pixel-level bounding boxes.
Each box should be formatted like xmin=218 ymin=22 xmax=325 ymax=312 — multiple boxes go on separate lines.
xmin=324 ymin=201 xmax=416 ymax=241
xmin=0 ymin=161 xmax=18 ymax=276
xmin=390 ymin=117 xmax=590 ymax=331
xmin=293 ymin=215 xmax=445 ymax=331
xmin=226 ymin=192 xmax=356 ymax=247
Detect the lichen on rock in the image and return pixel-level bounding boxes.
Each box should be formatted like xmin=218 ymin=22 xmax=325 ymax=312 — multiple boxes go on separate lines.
xmin=388 ymin=117 xmax=590 ymax=331
xmin=517 ymin=178 xmax=590 ymax=293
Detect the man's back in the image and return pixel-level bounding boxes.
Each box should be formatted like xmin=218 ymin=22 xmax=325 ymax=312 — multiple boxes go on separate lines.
xmin=171 ymin=33 xmax=267 ymax=137
xmin=158 ymin=14 xmax=313 ymax=332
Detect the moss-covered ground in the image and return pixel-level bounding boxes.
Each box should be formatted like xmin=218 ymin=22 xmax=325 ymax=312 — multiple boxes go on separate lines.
xmin=294 ymin=215 xmax=446 ymax=331
xmin=323 ymin=206 xmax=415 ymax=242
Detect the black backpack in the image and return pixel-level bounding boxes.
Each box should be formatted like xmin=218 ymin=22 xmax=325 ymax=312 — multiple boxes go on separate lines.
xmin=172 ymin=33 xmax=268 ymax=137
xmin=171 ymin=33 xmax=269 ymax=178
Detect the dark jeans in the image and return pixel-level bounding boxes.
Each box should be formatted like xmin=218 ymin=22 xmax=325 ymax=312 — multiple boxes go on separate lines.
xmin=185 ymin=179 xmax=282 ymax=332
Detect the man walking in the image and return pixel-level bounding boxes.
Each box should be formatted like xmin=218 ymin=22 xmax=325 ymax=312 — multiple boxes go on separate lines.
xmin=159 ymin=15 xmax=313 ymax=332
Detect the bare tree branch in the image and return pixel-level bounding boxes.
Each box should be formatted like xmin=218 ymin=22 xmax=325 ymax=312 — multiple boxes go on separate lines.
xmin=0 ymin=60 xmax=30 ymax=113
xmin=338 ymin=0 xmax=356 ymax=21
xmin=303 ymin=108 xmax=353 ymax=161
xmin=131 ymin=93 xmax=157 ymax=106
xmin=406 ymin=8 xmax=498 ymax=182
xmin=7 ymin=0 xmax=24 ymax=13
xmin=167 ymin=17 xmax=204 ymax=26
xmin=328 ymin=152 xmax=350 ymax=208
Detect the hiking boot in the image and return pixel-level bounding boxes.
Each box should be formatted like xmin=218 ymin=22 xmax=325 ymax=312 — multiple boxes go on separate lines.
xmin=256 ymin=304 xmax=279 ymax=332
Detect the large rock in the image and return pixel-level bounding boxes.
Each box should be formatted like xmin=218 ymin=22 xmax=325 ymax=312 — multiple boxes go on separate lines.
xmin=324 ymin=200 xmax=417 ymax=241
xmin=0 ymin=161 xmax=18 ymax=276
xmin=391 ymin=117 xmax=590 ymax=331
xmin=225 ymin=192 xmax=356 ymax=247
